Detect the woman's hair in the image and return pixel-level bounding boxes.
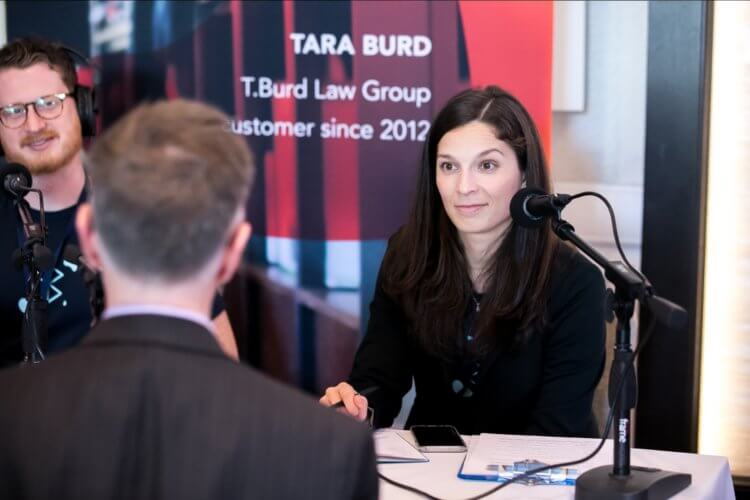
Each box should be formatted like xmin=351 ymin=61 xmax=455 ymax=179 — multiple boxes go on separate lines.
xmin=380 ymin=85 xmax=558 ymax=358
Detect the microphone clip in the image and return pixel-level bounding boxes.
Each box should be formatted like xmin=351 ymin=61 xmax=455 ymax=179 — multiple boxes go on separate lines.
xmin=510 ymin=188 xmax=572 ymax=228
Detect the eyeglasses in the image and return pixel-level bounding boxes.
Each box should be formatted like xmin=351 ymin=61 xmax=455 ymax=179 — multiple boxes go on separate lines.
xmin=0 ymin=93 xmax=74 ymax=129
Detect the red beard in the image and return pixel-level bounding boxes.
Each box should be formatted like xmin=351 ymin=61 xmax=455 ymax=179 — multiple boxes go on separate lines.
xmin=12 ymin=123 xmax=83 ymax=175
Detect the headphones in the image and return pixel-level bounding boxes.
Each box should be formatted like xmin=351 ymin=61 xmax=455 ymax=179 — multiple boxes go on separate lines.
xmin=0 ymin=44 xmax=98 ymax=157
xmin=62 ymin=46 xmax=98 ymax=138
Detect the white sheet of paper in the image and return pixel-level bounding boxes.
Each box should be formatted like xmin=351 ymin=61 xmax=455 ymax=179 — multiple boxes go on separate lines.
xmin=374 ymin=429 xmax=429 ymax=463
xmin=461 ymin=433 xmax=610 ymax=476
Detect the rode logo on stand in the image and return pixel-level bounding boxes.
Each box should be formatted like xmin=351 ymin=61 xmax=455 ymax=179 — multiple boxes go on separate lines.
xmin=618 ymin=418 xmax=629 ymax=444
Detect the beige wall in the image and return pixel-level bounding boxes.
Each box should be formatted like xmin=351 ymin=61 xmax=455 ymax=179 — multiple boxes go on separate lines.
xmin=552 ymin=1 xmax=648 ymax=186
xmin=552 ymin=1 xmax=648 ymax=268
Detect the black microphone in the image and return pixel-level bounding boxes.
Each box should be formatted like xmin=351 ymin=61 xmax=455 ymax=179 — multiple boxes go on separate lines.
xmin=63 ymin=244 xmax=101 ymax=278
xmin=643 ymin=293 xmax=688 ymax=331
xmin=63 ymin=244 xmax=84 ymax=267
xmin=12 ymin=243 xmax=53 ymax=271
xmin=2 ymin=162 xmax=54 ymax=271
xmin=1 ymin=162 xmax=32 ymax=199
xmin=510 ymin=187 xmax=572 ymax=228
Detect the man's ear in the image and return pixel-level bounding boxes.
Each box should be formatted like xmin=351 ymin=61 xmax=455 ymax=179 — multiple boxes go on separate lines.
xmin=75 ymin=203 xmax=103 ymax=271
xmin=215 ymin=221 xmax=251 ymax=286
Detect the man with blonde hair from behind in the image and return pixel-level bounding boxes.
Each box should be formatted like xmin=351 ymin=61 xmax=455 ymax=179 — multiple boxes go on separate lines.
xmin=0 ymin=99 xmax=378 ymax=500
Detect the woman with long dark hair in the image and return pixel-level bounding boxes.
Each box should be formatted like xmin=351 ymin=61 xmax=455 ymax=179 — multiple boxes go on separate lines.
xmin=321 ymin=86 xmax=606 ymax=437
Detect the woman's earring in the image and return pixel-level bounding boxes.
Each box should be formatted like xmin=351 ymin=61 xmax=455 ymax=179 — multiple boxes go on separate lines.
xmin=521 ymin=178 xmax=527 ymax=189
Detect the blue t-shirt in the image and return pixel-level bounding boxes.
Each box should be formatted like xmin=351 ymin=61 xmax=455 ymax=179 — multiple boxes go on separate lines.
xmin=0 ymin=194 xmax=225 ymax=369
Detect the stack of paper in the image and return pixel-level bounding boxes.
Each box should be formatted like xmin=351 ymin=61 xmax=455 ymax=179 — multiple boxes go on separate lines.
xmin=374 ymin=430 xmax=429 ymax=464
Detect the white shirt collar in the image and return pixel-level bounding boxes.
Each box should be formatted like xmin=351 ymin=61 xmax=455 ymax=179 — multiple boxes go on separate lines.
xmin=102 ymin=304 xmax=214 ymax=333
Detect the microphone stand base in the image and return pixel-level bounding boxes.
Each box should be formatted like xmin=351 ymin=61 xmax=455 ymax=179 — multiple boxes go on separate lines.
xmin=575 ymin=465 xmax=691 ymax=500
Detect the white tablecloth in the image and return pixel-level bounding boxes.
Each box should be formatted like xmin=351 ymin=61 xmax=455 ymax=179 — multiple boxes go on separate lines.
xmin=378 ymin=431 xmax=735 ymax=500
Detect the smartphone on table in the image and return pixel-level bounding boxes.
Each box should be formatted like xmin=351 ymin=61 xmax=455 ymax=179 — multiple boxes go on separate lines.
xmin=410 ymin=425 xmax=467 ymax=453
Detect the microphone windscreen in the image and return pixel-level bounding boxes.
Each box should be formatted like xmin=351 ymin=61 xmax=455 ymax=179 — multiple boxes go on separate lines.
xmin=645 ymin=295 xmax=688 ymax=330
xmin=0 ymin=162 xmax=32 ymax=191
xmin=33 ymin=245 xmax=54 ymax=272
xmin=510 ymin=187 xmax=546 ymax=228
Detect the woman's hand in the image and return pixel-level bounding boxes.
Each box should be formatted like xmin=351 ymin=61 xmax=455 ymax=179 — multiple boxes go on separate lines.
xmin=319 ymin=382 xmax=369 ymax=421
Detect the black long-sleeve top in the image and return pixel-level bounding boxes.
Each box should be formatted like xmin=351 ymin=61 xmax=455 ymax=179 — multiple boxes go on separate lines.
xmin=349 ymin=243 xmax=606 ymax=437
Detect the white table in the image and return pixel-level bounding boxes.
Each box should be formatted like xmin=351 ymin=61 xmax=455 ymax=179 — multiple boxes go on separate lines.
xmin=378 ymin=431 xmax=735 ymax=500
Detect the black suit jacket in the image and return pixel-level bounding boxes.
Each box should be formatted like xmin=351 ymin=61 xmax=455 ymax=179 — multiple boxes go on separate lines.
xmin=350 ymin=243 xmax=606 ymax=437
xmin=0 ymin=315 xmax=378 ymax=500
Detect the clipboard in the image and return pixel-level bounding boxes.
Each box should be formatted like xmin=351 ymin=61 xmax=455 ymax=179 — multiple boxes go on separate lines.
xmin=459 ymin=457 xmax=578 ymax=485
xmin=457 ymin=434 xmax=578 ymax=485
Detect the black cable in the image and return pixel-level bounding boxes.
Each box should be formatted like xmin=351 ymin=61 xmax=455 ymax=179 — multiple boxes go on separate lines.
xmin=379 ymin=192 xmax=658 ymax=500
xmin=378 ymin=471 xmax=441 ymax=500
xmin=569 ymin=191 xmax=649 ymax=284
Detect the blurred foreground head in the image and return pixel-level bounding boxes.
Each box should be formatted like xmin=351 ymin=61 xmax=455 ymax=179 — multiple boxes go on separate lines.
xmin=80 ymin=99 xmax=255 ymax=283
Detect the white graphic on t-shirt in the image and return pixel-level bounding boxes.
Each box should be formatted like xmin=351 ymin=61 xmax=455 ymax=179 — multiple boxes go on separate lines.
xmin=47 ymin=268 xmax=65 ymax=304
xmin=16 ymin=262 xmax=74 ymax=313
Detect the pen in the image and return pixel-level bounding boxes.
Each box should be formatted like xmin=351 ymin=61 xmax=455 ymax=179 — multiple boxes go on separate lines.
xmin=331 ymin=386 xmax=379 ymax=409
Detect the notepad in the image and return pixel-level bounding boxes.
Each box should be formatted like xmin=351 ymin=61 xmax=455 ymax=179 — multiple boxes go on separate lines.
xmin=458 ymin=433 xmax=603 ymax=484
xmin=373 ymin=429 xmax=429 ymax=464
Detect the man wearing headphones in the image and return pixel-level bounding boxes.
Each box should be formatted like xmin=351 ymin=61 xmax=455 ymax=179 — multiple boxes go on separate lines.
xmin=0 ymin=37 xmax=238 ymax=367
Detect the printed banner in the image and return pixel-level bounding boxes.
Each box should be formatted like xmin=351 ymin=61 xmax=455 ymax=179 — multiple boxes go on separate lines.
xmin=7 ymin=0 xmax=552 ymax=290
